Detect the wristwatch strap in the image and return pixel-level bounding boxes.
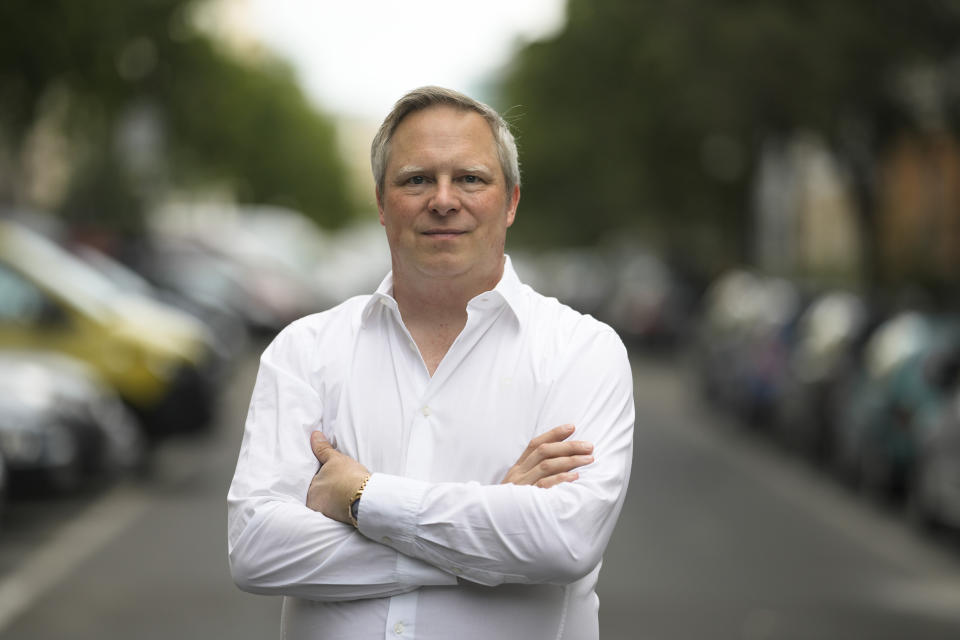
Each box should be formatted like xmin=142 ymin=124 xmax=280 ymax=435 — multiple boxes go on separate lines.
xmin=348 ymin=475 xmax=370 ymax=528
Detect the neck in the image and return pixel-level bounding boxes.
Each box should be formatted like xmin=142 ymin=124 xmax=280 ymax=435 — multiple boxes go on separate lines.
xmin=390 ymin=257 xmax=505 ymax=376
xmin=393 ymin=257 xmax=505 ymax=326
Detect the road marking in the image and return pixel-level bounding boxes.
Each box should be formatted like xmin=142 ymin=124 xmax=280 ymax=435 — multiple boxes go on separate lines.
xmin=0 ymin=483 xmax=147 ymax=632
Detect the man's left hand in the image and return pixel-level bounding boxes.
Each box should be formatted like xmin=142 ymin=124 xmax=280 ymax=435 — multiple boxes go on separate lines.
xmin=306 ymin=431 xmax=371 ymax=524
xmin=501 ymin=424 xmax=594 ymax=488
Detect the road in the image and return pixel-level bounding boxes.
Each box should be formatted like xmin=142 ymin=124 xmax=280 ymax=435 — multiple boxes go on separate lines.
xmin=1 ymin=346 xmax=959 ymax=639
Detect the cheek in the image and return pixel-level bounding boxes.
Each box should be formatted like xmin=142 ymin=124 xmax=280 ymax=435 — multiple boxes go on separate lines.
xmin=471 ymin=193 xmax=510 ymax=219
xmin=382 ymin=198 xmax=418 ymax=227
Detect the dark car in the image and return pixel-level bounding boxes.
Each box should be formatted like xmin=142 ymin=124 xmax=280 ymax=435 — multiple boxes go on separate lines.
xmin=523 ymin=247 xmax=614 ymax=318
xmin=695 ymin=269 xmax=766 ymax=408
xmin=135 ymin=235 xmax=314 ymax=337
xmin=0 ymin=351 xmax=145 ymax=492
xmin=695 ymin=270 xmax=802 ymax=427
xmin=908 ymin=379 xmax=960 ymax=530
xmin=602 ymin=251 xmax=696 ymax=349
xmin=775 ymin=291 xmax=877 ymax=459
xmin=832 ymin=312 xmax=960 ymax=498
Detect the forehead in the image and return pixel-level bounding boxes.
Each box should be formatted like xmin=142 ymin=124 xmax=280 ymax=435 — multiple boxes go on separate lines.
xmin=388 ymin=105 xmax=498 ymax=167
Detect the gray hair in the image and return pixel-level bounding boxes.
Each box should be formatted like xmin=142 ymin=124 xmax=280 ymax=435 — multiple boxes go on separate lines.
xmin=370 ymin=86 xmax=520 ymax=196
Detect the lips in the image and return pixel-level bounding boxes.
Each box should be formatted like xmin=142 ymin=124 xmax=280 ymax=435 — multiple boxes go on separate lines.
xmin=422 ymin=229 xmax=467 ymax=236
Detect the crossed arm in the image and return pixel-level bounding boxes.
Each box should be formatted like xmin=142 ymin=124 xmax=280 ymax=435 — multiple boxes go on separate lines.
xmin=307 ymin=423 xmax=596 ymax=524
xmin=228 ymin=325 xmax=633 ymax=600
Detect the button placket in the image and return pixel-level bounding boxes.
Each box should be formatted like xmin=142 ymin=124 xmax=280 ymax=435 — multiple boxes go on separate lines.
xmin=384 ymin=590 xmax=417 ymax=640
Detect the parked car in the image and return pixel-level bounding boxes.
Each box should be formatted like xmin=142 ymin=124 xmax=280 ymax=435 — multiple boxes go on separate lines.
xmin=524 ymin=247 xmax=614 ymax=318
xmin=775 ymin=291 xmax=877 ymax=459
xmin=0 ymin=220 xmax=219 ymax=437
xmin=734 ymin=277 xmax=803 ymax=427
xmin=695 ymin=270 xmax=801 ymax=427
xmin=0 ymin=449 xmax=7 ymax=513
xmin=73 ymin=244 xmax=249 ymax=373
xmin=134 ymin=235 xmax=313 ymax=336
xmin=832 ymin=312 xmax=960 ymax=497
xmin=908 ymin=380 xmax=960 ymax=530
xmin=602 ymin=251 xmax=696 ymax=348
xmin=695 ymin=269 xmax=765 ymax=408
xmin=0 ymin=351 xmax=145 ymax=489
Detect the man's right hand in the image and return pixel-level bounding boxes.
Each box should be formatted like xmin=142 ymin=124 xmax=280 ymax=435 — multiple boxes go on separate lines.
xmin=501 ymin=424 xmax=594 ymax=488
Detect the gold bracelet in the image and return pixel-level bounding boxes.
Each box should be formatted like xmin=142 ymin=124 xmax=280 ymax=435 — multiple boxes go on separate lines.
xmin=348 ymin=475 xmax=371 ymax=528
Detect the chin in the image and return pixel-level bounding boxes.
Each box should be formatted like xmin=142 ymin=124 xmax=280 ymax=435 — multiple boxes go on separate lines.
xmin=418 ymin=258 xmax=471 ymax=278
xmin=421 ymin=254 xmax=505 ymax=281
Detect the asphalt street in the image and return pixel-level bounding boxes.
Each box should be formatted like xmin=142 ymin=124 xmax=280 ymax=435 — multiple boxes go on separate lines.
xmin=1 ymin=346 xmax=960 ymax=639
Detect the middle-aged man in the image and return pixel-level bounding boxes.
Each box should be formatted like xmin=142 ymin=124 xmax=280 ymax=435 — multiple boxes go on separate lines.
xmin=228 ymin=86 xmax=635 ymax=640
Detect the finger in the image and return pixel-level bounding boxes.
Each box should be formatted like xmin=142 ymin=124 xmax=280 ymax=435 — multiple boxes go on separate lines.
xmin=536 ymin=472 xmax=579 ymax=489
xmin=537 ymin=423 xmax=576 ymax=445
xmin=310 ymin=431 xmax=335 ymax=463
xmin=517 ymin=440 xmax=594 ymax=475
xmin=516 ymin=424 xmax=576 ymax=466
xmin=527 ymin=454 xmax=594 ymax=481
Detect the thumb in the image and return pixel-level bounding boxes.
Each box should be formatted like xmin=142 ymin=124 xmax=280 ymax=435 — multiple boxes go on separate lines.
xmin=311 ymin=431 xmax=335 ymax=463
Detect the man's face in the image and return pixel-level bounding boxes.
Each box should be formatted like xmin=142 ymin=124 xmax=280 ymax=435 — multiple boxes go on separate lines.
xmin=377 ymin=105 xmax=520 ymax=284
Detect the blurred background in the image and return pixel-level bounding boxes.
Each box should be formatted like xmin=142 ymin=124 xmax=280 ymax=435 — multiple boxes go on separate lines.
xmin=2 ymin=0 xmax=960 ymax=638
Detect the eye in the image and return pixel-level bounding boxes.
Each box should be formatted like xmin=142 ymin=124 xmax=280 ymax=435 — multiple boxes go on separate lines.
xmin=462 ymin=175 xmax=483 ymax=184
xmin=407 ymin=176 xmax=426 ymax=185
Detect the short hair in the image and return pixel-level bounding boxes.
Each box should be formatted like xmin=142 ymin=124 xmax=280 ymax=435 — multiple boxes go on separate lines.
xmin=370 ymin=86 xmax=520 ymax=196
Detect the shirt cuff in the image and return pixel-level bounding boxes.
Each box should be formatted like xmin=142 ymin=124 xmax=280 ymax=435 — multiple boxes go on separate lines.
xmin=358 ymin=473 xmax=457 ymax=585
xmin=357 ymin=472 xmax=427 ymax=545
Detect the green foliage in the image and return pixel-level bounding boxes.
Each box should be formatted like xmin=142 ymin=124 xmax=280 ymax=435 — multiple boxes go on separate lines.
xmin=0 ymin=0 xmax=354 ymax=229
xmin=499 ymin=0 xmax=960 ymax=270
xmin=158 ymin=37 xmax=353 ymax=227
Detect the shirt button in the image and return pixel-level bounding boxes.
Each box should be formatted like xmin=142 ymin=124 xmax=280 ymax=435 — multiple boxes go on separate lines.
xmin=393 ymin=621 xmax=405 ymax=635
xmin=408 ymin=340 xmax=416 ymax=351
xmin=381 ymin=536 xmax=392 ymax=544
xmin=421 ymin=406 xmax=431 ymax=417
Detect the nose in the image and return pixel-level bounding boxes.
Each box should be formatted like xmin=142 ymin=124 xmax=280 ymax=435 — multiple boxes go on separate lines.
xmin=428 ymin=178 xmax=459 ymax=216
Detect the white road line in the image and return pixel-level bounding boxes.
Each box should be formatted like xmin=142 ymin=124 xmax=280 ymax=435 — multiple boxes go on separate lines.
xmin=0 ymin=483 xmax=148 ymax=632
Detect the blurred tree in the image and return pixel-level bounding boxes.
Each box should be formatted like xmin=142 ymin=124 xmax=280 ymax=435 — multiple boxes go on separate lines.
xmin=159 ymin=36 xmax=352 ymax=227
xmin=0 ymin=0 xmax=354 ymax=230
xmin=499 ymin=0 xmax=960 ymax=283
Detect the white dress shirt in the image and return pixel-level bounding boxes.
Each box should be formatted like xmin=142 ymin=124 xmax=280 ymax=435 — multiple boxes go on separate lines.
xmin=227 ymin=257 xmax=634 ymax=640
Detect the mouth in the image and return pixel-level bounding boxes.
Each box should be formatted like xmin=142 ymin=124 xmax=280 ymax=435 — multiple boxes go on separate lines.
xmin=421 ymin=229 xmax=468 ymax=238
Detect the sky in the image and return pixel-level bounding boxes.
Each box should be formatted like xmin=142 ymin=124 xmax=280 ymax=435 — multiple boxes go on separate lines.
xmin=226 ymin=0 xmax=567 ymax=122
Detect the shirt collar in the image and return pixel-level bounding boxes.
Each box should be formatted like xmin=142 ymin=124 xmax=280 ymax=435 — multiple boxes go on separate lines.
xmin=482 ymin=255 xmax=527 ymax=326
xmin=360 ymin=255 xmax=528 ymax=328
xmin=361 ymin=271 xmax=399 ymax=326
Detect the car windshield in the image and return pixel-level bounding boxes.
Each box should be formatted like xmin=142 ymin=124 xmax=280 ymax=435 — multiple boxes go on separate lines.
xmin=10 ymin=226 xmax=121 ymax=319
xmin=866 ymin=313 xmax=930 ymax=378
xmin=76 ymin=246 xmax=155 ymax=298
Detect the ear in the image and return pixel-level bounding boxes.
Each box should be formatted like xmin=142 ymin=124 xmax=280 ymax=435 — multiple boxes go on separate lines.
xmin=505 ymin=184 xmax=520 ymax=228
xmin=376 ymin=188 xmax=386 ymax=227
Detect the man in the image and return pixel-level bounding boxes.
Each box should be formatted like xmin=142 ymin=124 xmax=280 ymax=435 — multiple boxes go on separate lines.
xmin=228 ymin=86 xmax=634 ymax=639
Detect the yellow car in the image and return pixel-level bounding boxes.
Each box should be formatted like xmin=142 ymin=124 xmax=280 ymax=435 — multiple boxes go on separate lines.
xmin=0 ymin=219 xmax=218 ymax=437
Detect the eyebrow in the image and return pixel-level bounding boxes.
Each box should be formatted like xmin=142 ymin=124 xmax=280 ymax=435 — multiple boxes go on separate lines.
xmin=394 ymin=164 xmax=496 ymax=179
xmin=395 ymin=165 xmax=425 ymax=179
xmin=461 ymin=165 xmax=495 ymax=177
